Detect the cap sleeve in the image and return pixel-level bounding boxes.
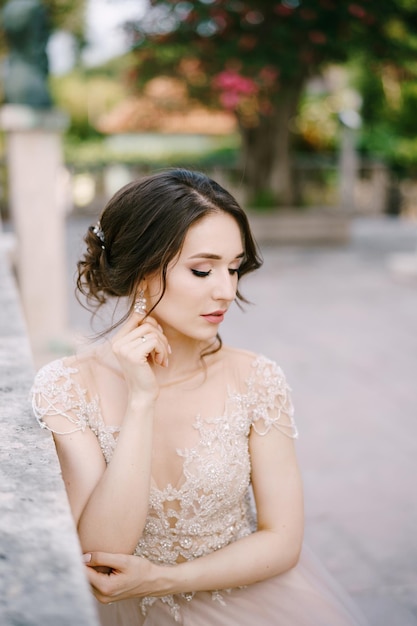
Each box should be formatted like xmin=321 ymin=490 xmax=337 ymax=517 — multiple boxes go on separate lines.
xmin=31 ymin=359 xmax=90 ymax=435
xmin=247 ymin=356 xmax=298 ymax=439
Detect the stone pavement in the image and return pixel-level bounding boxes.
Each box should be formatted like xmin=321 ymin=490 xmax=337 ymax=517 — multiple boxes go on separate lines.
xmin=64 ymin=214 xmax=417 ymax=626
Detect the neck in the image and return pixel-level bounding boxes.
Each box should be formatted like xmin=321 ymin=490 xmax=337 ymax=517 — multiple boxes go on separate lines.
xmin=154 ymin=334 xmax=219 ymax=385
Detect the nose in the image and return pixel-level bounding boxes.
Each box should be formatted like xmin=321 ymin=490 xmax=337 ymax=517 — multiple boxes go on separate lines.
xmin=212 ymin=269 xmax=237 ymax=302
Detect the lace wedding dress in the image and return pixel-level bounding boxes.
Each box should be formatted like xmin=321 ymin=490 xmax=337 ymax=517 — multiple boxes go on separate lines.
xmin=32 ymin=346 xmax=367 ymax=626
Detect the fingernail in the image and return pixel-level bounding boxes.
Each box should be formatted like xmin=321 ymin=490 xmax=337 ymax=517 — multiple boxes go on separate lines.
xmin=168 ymin=344 xmax=172 ymax=354
xmin=82 ymin=553 xmax=92 ymax=563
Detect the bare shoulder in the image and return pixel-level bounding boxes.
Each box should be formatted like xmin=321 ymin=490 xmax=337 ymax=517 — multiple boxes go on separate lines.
xmin=32 ymin=344 xmax=108 ymax=402
xmin=63 ymin=342 xmax=114 ymax=378
xmin=220 ymin=344 xmax=259 ymax=363
xmin=220 ymin=345 xmax=278 ymax=372
xmin=216 ymin=345 xmax=273 ymax=387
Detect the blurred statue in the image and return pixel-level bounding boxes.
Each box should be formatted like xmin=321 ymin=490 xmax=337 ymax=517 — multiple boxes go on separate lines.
xmin=2 ymin=0 xmax=52 ymax=108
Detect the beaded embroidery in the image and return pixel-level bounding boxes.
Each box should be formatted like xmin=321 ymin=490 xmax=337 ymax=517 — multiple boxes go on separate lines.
xmin=31 ymin=355 xmax=297 ymax=621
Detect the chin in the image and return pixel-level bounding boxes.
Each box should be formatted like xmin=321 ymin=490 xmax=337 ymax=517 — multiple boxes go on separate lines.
xmin=173 ymin=324 xmax=219 ymax=343
xmin=204 ymin=332 xmax=220 ymax=346
xmin=188 ymin=330 xmax=219 ymax=343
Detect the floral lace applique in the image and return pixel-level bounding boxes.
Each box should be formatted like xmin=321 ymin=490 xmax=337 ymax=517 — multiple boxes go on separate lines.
xmin=247 ymin=356 xmax=298 ymax=439
xmin=31 ymin=359 xmax=119 ymax=463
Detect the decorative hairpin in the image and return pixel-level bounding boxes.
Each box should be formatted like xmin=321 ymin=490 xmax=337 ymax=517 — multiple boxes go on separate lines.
xmin=92 ymin=221 xmax=105 ymax=249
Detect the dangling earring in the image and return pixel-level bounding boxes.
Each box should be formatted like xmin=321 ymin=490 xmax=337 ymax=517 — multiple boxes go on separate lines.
xmin=134 ymin=289 xmax=147 ymax=314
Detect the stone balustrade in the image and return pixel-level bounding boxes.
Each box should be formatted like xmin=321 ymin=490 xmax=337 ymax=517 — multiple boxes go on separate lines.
xmin=0 ymin=237 xmax=99 ymax=626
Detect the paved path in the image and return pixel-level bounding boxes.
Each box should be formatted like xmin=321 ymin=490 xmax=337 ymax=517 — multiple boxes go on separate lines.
xmin=65 ymin=214 xmax=417 ymax=625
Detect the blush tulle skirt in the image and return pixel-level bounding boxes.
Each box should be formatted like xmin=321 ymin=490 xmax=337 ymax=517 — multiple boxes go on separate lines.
xmin=96 ymin=546 xmax=368 ymax=626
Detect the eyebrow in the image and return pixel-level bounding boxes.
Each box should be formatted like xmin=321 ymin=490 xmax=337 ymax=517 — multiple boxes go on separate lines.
xmin=188 ymin=252 xmax=245 ymax=260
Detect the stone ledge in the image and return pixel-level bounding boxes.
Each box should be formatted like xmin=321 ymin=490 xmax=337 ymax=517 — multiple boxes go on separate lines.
xmin=0 ymin=239 xmax=99 ymax=626
xmin=247 ymin=208 xmax=352 ymax=245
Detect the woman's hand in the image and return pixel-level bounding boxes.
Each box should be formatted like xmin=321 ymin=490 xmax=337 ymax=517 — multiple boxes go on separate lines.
xmin=83 ymin=552 xmax=169 ymax=604
xmin=111 ymin=312 xmax=171 ymax=400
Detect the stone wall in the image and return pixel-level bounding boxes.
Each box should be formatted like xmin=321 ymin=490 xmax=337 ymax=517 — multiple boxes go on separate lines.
xmin=0 ymin=238 xmax=99 ymax=625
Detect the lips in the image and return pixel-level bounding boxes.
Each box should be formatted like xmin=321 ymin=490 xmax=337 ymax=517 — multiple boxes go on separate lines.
xmin=201 ymin=310 xmax=226 ymax=324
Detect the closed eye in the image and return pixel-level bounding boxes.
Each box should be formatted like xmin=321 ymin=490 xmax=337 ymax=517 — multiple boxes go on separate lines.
xmin=229 ymin=268 xmax=240 ymax=276
xmin=191 ymin=269 xmax=211 ymax=277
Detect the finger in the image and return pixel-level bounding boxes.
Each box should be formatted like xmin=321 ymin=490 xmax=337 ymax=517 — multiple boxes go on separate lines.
xmin=84 ymin=553 xmax=130 ymax=602
xmin=117 ymin=330 xmax=157 ymax=354
xmin=114 ymin=326 xmax=170 ymax=367
xmin=85 ymin=568 xmax=118 ymax=604
xmin=111 ymin=314 xmax=147 ymax=345
xmin=112 ymin=327 xmax=153 ymax=359
xmin=137 ymin=320 xmax=171 ymax=355
xmin=151 ymin=336 xmax=169 ymax=367
xmin=84 ymin=551 xmax=128 ymax=571
xmin=112 ymin=317 xmax=165 ymax=351
xmin=127 ymin=333 xmax=169 ymax=367
xmin=140 ymin=315 xmax=161 ymax=330
xmin=141 ymin=331 xmax=170 ymax=366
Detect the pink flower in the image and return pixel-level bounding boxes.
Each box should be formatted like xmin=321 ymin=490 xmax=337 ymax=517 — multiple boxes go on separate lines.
xmin=219 ymin=92 xmax=241 ymax=110
xmin=213 ymin=71 xmax=258 ymax=95
xmin=213 ymin=70 xmax=259 ymax=111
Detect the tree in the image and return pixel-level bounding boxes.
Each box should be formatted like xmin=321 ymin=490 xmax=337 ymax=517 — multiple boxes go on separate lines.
xmin=127 ymin=0 xmax=417 ymax=205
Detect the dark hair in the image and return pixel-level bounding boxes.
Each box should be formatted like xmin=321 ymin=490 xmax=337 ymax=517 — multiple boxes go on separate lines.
xmin=77 ymin=168 xmax=262 ymax=337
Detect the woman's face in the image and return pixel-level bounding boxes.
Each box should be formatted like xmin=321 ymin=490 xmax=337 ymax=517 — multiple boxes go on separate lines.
xmin=146 ymin=211 xmax=244 ymax=343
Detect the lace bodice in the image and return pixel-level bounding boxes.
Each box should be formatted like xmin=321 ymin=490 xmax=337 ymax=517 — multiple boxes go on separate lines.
xmin=31 ymin=350 xmax=297 ymax=620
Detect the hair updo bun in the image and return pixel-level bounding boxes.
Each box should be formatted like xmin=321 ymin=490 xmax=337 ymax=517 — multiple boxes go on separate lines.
xmin=76 ymin=224 xmax=115 ymax=307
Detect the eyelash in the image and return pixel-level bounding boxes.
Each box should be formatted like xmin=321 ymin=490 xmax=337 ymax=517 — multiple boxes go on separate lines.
xmin=191 ymin=269 xmax=240 ymax=278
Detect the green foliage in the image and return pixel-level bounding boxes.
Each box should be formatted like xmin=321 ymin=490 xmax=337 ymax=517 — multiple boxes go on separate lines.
xmin=63 ymin=133 xmax=240 ymax=169
xmin=129 ymin=0 xmax=417 ymax=117
xmin=354 ymin=56 xmax=417 ymax=174
xmin=294 ymin=90 xmax=339 ymax=153
xmin=247 ymin=189 xmax=280 ymax=211
xmin=397 ymin=81 xmax=417 ymax=135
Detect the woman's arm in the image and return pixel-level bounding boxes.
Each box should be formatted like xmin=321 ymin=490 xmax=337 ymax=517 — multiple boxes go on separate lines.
xmin=84 ymin=426 xmax=304 ymax=603
xmin=169 ymin=426 xmax=304 ymax=590
xmin=48 ymin=313 xmax=170 ymax=555
xmin=54 ymin=393 xmax=155 ymax=555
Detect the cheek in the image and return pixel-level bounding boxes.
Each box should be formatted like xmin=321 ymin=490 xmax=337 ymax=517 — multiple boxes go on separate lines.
xmin=154 ymin=275 xmax=194 ymax=311
xmin=168 ymin=269 xmax=199 ymax=295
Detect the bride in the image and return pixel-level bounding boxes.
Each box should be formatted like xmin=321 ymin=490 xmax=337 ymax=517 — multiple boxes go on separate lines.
xmin=32 ymin=169 xmax=367 ymax=625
